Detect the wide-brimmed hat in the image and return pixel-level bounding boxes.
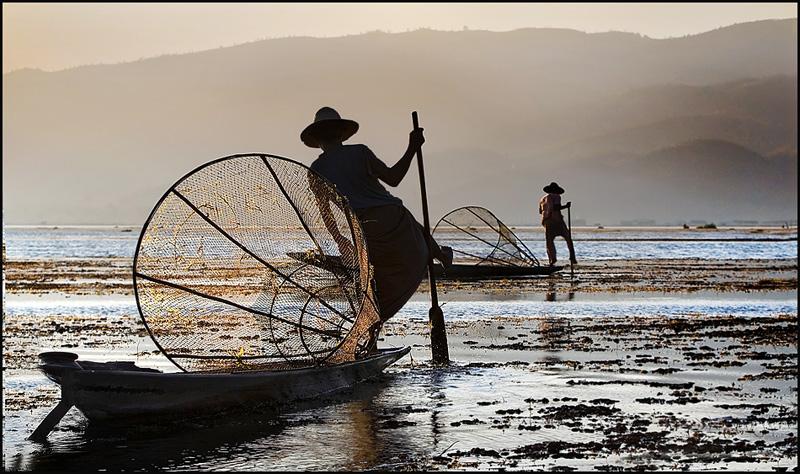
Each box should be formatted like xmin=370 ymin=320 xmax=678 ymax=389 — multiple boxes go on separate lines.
xmin=543 ymin=182 xmax=565 ymax=194
xmin=301 ymin=107 xmax=359 ymax=148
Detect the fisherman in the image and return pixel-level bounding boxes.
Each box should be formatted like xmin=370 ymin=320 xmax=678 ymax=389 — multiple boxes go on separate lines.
xmin=302 ymin=106 xmax=453 ymax=322
xmin=538 ymin=182 xmax=577 ymax=267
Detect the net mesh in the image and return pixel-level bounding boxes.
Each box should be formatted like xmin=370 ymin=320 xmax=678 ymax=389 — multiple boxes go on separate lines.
xmin=133 ymin=154 xmax=381 ymax=373
xmin=432 ymin=206 xmax=540 ymax=268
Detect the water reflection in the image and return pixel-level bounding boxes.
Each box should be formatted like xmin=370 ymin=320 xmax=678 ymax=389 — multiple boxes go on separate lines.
xmin=16 ymin=375 xmax=424 ymax=471
xmin=540 ymin=280 xmax=574 ymax=363
xmin=22 ymin=410 xmax=287 ymax=471
xmin=426 ymin=369 xmax=449 ymax=450
xmin=544 ymin=278 xmax=576 ymax=302
xmin=343 ymin=400 xmax=378 ymax=469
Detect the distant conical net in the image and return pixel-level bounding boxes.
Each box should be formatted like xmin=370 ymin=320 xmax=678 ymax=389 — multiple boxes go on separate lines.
xmin=432 ymin=206 xmax=539 ymax=267
xmin=133 ymin=154 xmax=381 ymax=372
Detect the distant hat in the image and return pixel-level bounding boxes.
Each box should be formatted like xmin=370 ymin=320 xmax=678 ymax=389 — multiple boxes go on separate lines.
xmin=543 ymin=182 xmax=565 ymax=194
xmin=301 ymin=107 xmax=359 ymax=148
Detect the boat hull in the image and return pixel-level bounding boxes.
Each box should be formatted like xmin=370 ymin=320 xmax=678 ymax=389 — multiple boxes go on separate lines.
xmin=34 ymin=347 xmax=409 ymax=433
xmin=433 ymin=263 xmax=562 ymax=279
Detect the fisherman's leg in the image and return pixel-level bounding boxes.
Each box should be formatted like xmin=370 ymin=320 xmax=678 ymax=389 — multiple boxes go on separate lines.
xmin=565 ymin=238 xmax=577 ymax=264
xmin=558 ymin=222 xmax=577 ymax=264
xmin=415 ymin=219 xmax=453 ymax=268
xmin=359 ymin=205 xmax=429 ymax=323
xmin=429 ymin=234 xmax=453 ymax=269
xmin=545 ymin=225 xmax=558 ymax=265
xmin=564 ymin=226 xmax=577 ymax=264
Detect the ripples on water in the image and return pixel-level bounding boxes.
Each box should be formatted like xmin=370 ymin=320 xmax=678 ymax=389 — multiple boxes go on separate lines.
xmin=5 ymin=292 xmax=797 ymax=321
xmin=3 ymin=226 xmax=797 ymax=471
xmin=403 ymin=295 xmax=798 ymax=321
xmin=3 ymin=226 xmax=797 ymax=260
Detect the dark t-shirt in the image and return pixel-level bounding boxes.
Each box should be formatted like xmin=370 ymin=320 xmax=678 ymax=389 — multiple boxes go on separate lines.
xmin=310 ymin=144 xmax=403 ymax=210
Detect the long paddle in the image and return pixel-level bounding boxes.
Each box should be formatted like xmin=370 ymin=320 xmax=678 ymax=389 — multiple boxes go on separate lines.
xmin=412 ymin=111 xmax=449 ymax=365
xmin=568 ymin=204 xmax=574 ymax=278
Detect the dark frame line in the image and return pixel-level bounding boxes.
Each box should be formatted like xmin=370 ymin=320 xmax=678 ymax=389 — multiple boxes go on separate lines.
xmin=136 ymin=271 xmax=343 ymax=338
xmin=131 ymin=153 xmax=375 ymax=372
xmin=261 ymin=156 xmax=359 ymax=316
xmin=451 ymin=247 xmax=517 ymax=267
xmin=465 ymin=207 xmax=539 ymax=266
xmin=465 ymin=207 xmax=509 ymax=266
xmin=441 ymin=218 xmax=531 ymax=265
xmin=170 ymin=188 xmax=353 ymax=323
xmin=169 ymin=348 xmax=333 ymax=360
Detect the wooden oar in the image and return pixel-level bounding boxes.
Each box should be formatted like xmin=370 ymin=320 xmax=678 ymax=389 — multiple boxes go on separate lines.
xmin=29 ymin=399 xmax=73 ymax=442
xmin=412 ymin=111 xmax=449 ymax=365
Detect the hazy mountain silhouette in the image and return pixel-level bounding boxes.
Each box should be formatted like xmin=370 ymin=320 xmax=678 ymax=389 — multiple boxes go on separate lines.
xmin=3 ymin=19 xmax=796 ymax=225
xmin=551 ymin=75 xmax=797 ymax=158
xmin=560 ymin=140 xmax=795 ymax=224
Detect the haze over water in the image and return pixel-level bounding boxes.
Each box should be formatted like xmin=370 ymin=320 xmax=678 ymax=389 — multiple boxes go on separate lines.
xmin=4 ymin=227 xmax=797 ymax=261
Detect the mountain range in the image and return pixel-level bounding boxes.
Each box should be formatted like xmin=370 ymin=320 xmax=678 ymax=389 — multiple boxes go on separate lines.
xmin=3 ymin=19 xmax=797 ymax=225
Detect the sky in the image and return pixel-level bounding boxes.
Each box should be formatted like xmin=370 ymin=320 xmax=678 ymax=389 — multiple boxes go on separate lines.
xmin=3 ymin=3 xmax=797 ymax=73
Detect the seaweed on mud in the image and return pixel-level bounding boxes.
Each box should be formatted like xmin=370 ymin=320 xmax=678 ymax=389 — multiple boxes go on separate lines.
xmin=379 ymin=419 xmax=417 ymax=429
xmin=567 ymin=380 xmax=695 ymax=390
xmin=7 ymin=257 xmax=797 ymax=296
xmin=509 ymin=441 xmax=607 ymax=460
xmin=6 ymin=254 xmax=797 ymax=471
xmin=450 ymin=447 xmax=502 ymax=458
xmin=540 ymin=403 xmax=621 ymax=419
xmin=589 ymin=398 xmax=619 ymax=405
xmin=450 ymin=418 xmax=486 ymax=427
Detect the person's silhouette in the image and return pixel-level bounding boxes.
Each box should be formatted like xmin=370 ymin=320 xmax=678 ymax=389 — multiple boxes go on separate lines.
xmin=303 ymin=107 xmax=452 ymax=327
xmin=538 ymin=182 xmax=577 ymax=266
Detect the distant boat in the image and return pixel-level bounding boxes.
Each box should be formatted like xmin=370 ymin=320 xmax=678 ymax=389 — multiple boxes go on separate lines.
xmin=432 ymin=206 xmax=562 ymax=279
xmin=433 ymin=262 xmax=562 ymax=278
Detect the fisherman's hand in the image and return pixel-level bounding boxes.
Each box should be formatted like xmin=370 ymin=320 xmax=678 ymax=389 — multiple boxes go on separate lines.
xmin=566 ymin=201 xmax=572 ymax=208
xmin=409 ymin=128 xmax=425 ymax=150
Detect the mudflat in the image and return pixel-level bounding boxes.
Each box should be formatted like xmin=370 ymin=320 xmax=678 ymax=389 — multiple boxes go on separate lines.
xmin=3 ymin=250 xmax=797 ymax=470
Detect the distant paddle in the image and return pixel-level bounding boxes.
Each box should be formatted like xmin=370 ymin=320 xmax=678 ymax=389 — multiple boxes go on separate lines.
xmin=568 ymin=204 xmax=574 ymax=278
xmin=412 ymin=111 xmax=449 ymax=365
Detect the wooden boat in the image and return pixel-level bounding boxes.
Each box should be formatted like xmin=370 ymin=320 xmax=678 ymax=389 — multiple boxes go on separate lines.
xmin=433 ymin=263 xmax=563 ymax=279
xmin=432 ymin=206 xmax=564 ymax=280
xmin=29 ymin=156 xmax=417 ymax=442
xmin=29 ymin=347 xmax=410 ymax=441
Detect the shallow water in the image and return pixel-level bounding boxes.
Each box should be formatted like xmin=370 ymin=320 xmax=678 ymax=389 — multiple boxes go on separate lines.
xmin=2 ymin=227 xmax=797 ymax=471
xmin=4 ymin=290 xmax=797 ymax=321
xmin=4 ymin=309 xmax=797 ymax=471
xmin=4 ymin=226 xmax=797 ymax=260
xmin=410 ymin=292 xmax=798 ymax=321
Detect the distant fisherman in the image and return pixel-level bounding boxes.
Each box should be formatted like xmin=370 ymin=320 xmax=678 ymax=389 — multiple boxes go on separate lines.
xmin=302 ymin=107 xmax=453 ymax=322
xmin=538 ymin=182 xmax=577 ymax=267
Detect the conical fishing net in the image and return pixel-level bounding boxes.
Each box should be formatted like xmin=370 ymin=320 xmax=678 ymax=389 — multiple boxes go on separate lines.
xmin=432 ymin=206 xmax=540 ymax=268
xmin=133 ymin=154 xmax=381 ymax=373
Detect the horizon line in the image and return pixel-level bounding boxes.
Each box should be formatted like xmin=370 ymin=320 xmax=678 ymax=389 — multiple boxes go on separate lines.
xmin=3 ymin=17 xmax=796 ymax=75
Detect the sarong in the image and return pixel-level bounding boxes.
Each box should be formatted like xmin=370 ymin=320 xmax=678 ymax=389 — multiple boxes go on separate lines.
xmin=355 ymin=204 xmax=429 ymax=321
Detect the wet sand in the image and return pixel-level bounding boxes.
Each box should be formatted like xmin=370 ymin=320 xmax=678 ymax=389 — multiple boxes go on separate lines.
xmin=2 ymin=256 xmax=798 ymax=471
xmin=4 ymin=257 xmax=797 ymax=296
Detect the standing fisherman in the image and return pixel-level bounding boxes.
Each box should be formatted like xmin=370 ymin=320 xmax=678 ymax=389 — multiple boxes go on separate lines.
xmin=538 ymin=182 xmax=577 ymax=267
xmin=302 ymin=106 xmax=453 ymax=322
